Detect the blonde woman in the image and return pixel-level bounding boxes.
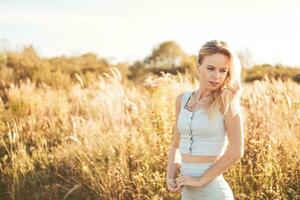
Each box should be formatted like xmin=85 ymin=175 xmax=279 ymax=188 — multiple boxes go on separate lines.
xmin=166 ymin=40 xmax=244 ymax=199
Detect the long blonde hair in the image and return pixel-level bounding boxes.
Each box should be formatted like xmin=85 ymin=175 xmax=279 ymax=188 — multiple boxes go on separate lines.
xmin=197 ymin=40 xmax=242 ymax=121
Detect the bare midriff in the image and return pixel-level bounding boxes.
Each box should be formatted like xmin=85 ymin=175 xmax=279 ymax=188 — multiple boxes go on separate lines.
xmin=181 ymin=153 xmax=220 ymax=163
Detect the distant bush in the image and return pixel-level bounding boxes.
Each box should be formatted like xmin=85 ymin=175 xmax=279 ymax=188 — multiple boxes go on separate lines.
xmin=0 ymin=46 xmax=112 ymax=89
xmin=1 ymin=45 xmax=300 ymax=90
xmin=243 ymin=64 xmax=300 ymax=83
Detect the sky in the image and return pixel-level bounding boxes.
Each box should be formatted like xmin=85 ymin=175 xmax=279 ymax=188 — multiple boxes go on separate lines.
xmin=1 ymin=0 xmax=300 ymax=66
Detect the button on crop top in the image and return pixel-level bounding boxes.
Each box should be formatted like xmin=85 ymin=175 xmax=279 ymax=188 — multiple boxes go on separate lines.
xmin=177 ymin=90 xmax=228 ymax=156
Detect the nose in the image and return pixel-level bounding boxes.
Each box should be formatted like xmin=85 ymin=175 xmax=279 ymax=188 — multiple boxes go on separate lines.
xmin=212 ymin=71 xmax=221 ymax=81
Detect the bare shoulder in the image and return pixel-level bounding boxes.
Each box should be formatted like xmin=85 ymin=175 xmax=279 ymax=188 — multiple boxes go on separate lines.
xmin=175 ymin=92 xmax=186 ymax=109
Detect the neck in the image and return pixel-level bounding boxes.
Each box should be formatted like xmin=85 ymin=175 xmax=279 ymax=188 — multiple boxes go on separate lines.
xmin=195 ymin=86 xmax=212 ymax=100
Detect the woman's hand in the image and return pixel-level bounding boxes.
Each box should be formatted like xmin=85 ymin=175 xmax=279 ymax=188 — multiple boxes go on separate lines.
xmin=166 ymin=178 xmax=182 ymax=192
xmin=176 ymin=175 xmax=202 ymax=188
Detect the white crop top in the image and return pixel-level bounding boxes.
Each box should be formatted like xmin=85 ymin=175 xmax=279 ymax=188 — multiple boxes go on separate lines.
xmin=177 ymin=90 xmax=228 ymax=156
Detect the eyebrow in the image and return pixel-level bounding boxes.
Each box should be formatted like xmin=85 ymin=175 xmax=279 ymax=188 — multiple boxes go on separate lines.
xmin=207 ymin=65 xmax=228 ymax=70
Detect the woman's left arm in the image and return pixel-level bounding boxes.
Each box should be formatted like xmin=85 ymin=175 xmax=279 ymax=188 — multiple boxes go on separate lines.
xmin=176 ymin=103 xmax=244 ymax=188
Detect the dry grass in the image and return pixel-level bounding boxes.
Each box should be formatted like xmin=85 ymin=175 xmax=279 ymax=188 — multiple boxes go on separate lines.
xmin=0 ymin=68 xmax=299 ymax=200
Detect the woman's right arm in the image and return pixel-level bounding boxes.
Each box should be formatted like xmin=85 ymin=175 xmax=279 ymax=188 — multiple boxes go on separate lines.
xmin=166 ymin=93 xmax=183 ymax=192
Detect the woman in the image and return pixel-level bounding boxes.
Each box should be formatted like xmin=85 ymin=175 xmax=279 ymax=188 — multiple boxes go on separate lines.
xmin=166 ymin=40 xmax=244 ymax=199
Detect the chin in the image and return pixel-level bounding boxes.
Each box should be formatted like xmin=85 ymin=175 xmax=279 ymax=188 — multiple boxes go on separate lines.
xmin=211 ymin=86 xmax=221 ymax=91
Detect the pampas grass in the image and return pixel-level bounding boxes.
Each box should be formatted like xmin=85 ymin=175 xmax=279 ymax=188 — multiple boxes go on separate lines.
xmin=0 ymin=68 xmax=299 ymax=200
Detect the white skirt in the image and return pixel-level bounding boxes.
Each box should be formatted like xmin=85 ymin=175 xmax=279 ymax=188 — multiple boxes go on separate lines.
xmin=180 ymin=161 xmax=234 ymax=200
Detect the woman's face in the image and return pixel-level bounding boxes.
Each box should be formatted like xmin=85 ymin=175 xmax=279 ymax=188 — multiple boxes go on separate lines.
xmin=198 ymin=53 xmax=230 ymax=91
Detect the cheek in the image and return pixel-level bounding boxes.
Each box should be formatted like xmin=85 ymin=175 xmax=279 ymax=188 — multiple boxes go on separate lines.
xmin=202 ymin=69 xmax=213 ymax=76
xmin=221 ymin=72 xmax=229 ymax=82
xmin=222 ymin=73 xmax=227 ymax=79
xmin=199 ymin=68 xmax=214 ymax=80
xmin=198 ymin=68 xmax=207 ymax=78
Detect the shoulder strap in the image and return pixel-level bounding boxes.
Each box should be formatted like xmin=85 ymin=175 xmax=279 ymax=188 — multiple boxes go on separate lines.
xmin=181 ymin=90 xmax=192 ymax=108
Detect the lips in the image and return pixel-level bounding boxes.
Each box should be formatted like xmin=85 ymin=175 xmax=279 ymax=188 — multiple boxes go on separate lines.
xmin=209 ymin=81 xmax=219 ymax=86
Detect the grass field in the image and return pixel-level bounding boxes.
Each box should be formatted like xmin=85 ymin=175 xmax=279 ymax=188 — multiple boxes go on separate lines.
xmin=0 ymin=67 xmax=299 ymax=200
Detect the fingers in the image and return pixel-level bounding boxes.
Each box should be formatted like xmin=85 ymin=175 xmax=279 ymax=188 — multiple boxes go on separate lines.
xmin=173 ymin=184 xmax=183 ymax=193
xmin=167 ymin=178 xmax=185 ymax=193
xmin=167 ymin=184 xmax=178 ymax=192
xmin=169 ymin=180 xmax=177 ymax=188
xmin=168 ymin=184 xmax=183 ymax=193
xmin=176 ymin=177 xmax=185 ymax=186
xmin=176 ymin=181 xmax=184 ymax=189
xmin=167 ymin=180 xmax=182 ymax=193
xmin=176 ymin=175 xmax=185 ymax=183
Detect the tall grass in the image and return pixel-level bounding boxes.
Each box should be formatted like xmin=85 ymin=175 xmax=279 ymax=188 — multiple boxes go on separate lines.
xmin=0 ymin=68 xmax=299 ymax=200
